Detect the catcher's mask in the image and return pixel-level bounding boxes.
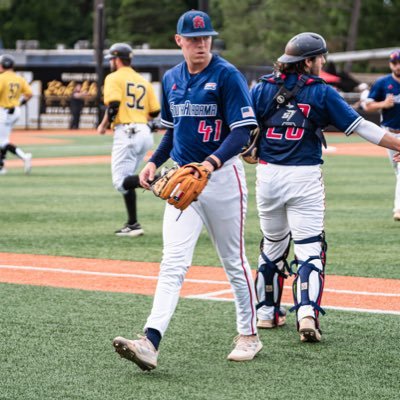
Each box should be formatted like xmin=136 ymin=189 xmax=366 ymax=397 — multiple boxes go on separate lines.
xmin=105 ymin=43 xmax=133 ymax=61
xmin=0 ymin=54 xmax=15 ymax=69
xmin=278 ymin=32 xmax=328 ymax=64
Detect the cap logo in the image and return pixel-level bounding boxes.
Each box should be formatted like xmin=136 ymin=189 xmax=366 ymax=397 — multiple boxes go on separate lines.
xmin=193 ymin=15 xmax=205 ymax=29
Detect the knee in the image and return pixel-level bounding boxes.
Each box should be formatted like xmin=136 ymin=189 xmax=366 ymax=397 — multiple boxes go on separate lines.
xmin=112 ymin=177 xmax=126 ymax=193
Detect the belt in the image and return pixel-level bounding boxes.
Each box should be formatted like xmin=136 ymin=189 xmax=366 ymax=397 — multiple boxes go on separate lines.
xmin=6 ymin=107 xmax=15 ymax=114
xmin=387 ymin=128 xmax=400 ymax=134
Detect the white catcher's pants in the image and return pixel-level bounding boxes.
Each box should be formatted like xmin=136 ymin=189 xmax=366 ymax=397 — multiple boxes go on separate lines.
xmin=111 ymin=123 xmax=153 ymax=193
xmin=256 ymin=163 xmax=325 ymax=322
xmin=384 ymin=130 xmax=400 ymax=212
xmin=0 ymin=106 xmax=21 ymax=147
xmin=144 ymin=157 xmax=258 ymax=337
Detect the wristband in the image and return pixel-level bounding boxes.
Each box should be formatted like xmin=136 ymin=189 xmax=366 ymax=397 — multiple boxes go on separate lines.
xmin=205 ymin=156 xmax=220 ymax=170
xmin=20 ymin=98 xmax=27 ymax=106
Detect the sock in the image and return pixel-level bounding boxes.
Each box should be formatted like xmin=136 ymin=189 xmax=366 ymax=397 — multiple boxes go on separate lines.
xmin=122 ymin=175 xmax=141 ymax=189
xmin=146 ymin=328 xmax=161 ymax=350
xmin=122 ymin=189 xmax=137 ymax=225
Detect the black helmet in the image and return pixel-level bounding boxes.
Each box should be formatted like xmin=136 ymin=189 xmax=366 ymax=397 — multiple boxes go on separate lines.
xmin=0 ymin=54 xmax=15 ymax=69
xmin=104 ymin=43 xmax=133 ymax=61
xmin=278 ymin=32 xmax=328 ymax=63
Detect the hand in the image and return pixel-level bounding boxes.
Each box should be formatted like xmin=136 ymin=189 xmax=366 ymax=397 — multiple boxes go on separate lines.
xmin=97 ymin=124 xmax=107 ymax=135
xmin=393 ymin=152 xmax=400 ymax=163
xmin=383 ymin=94 xmax=395 ymax=109
xmin=139 ymin=162 xmax=157 ymax=189
xmin=201 ymin=160 xmax=215 ymax=173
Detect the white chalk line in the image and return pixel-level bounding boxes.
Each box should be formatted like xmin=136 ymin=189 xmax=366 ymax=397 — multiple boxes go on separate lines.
xmin=1 ymin=264 xmax=400 ymax=316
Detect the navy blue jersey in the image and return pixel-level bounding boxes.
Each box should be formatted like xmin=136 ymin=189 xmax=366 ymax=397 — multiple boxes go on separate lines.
xmin=251 ymin=73 xmax=363 ymax=165
xmin=367 ymin=74 xmax=400 ymax=130
xmin=161 ymin=55 xmax=257 ymax=165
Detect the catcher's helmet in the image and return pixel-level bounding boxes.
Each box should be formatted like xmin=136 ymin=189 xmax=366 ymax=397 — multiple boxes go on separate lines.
xmin=104 ymin=43 xmax=133 ymax=61
xmin=0 ymin=54 xmax=15 ymax=69
xmin=278 ymin=32 xmax=328 ymax=64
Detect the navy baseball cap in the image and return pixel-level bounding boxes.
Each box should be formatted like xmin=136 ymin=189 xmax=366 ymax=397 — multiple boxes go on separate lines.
xmin=389 ymin=50 xmax=400 ymax=63
xmin=177 ymin=10 xmax=218 ymax=37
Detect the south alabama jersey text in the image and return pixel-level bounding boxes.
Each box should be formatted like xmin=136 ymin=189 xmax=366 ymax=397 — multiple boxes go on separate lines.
xmin=170 ymin=101 xmax=217 ymax=117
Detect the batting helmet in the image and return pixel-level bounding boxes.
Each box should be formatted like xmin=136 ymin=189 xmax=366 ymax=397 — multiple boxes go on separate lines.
xmin=0 ymin=54 xmax=15 ymax=69
xmin=278 ymin=32 xmax=328 ymax=64
xmin=104 ymin=43 xmax=133 ymax=61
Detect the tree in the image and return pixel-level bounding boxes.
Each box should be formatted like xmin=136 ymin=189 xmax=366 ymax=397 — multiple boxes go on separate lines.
xmin=0 ymin=0 xmax=92 ymax=49
xmin=107 ymin=0 xmax=198 ymax=48
xmin=217 ymin=0 xmax=351 ymax=66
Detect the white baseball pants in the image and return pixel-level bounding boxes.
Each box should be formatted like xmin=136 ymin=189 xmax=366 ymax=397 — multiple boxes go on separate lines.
xmin=0 ymin=106 xmax=21 ymax=146
xmin=144 ymin=157 xmax=258 ymax=337
xmin=111 ymin=123 xmax=153 ymax=193
xmin=385 ymin=130 xmax=400 ymax=212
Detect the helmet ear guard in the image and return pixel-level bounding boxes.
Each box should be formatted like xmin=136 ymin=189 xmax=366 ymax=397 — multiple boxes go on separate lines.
xmin=278 ymin=32 xmax=328 ymax=64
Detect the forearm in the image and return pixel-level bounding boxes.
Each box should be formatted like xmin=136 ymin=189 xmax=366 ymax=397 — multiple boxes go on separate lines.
xmin=212 ymin=126 xmax=251 ymax=165
xmin=364 ymin=101 xmax=385 ymax=112
xmin=100 ymin=110 xmax=109 ymax=127
xmin=355 ymin=119 xmax=400 ymax=151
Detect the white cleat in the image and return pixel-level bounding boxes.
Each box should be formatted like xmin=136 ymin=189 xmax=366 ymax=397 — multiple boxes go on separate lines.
xmin=113 ymin=335 xmax=158 ymax=371
xmin=227 ymin=334 xmax=263 ymax=361
xmin=257 ymin=314 xmax=286 ymax=329
xmin=24 ymin=153 xmax=32 ymax=175
xmin=299 ymin=317 xmax=322 ymax=343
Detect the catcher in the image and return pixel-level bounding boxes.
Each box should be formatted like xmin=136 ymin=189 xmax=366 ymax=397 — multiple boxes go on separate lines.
xmin=112 ymin=10 xmax=262 ymax=372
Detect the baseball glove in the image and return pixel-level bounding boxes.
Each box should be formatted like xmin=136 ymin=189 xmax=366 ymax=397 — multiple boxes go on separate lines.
xmin=240 ymin=127 xmax=261 ymax=164
xmin=151 ymin=163 xmax=211 ymax=211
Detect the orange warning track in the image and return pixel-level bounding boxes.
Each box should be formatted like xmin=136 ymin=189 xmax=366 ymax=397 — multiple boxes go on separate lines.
xmin=1 ymin=253 xmax=399 ymax=315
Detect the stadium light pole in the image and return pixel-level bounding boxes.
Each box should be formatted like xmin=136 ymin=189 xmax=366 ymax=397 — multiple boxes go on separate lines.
xmin=93 ymin=0 xmax=105 ymax=126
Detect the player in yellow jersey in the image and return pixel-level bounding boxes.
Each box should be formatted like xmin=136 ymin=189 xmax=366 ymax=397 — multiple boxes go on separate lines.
xmin=0 ymin=54 xmax=33 ymax=175
xmin=97 ymin=43 xmax=161 ymax=236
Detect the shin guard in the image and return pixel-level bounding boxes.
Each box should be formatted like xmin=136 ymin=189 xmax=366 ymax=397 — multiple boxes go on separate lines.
xmin=255 ymin=233 xmax=291 ymax=326
xmin=290 ymin=233 xmax=327 ymax=331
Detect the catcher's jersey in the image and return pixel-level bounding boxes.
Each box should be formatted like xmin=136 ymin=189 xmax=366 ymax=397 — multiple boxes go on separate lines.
xmin=0 ymin=70 xmax=32 ymax=108
xmin=251 ymin=73 xmax=363 ymax=165
xmin=161 ymin=54 xmax=257 ymax=165
xmin=104 ymin=66 xmax=160 ymax=125
xmin=367 ymin=74 xmax=400 ymax=130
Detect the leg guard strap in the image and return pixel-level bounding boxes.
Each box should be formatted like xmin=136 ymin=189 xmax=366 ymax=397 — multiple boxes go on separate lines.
xmin=289 ymin=256 xmax=326 ymax=316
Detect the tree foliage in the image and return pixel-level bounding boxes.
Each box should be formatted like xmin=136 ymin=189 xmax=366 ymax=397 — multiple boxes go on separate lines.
xmin=106 ymin=0 xmax=198 ymax=48
xmin=0 ymin=0 xmax=399 ymax=68
xmin=216 ymin=0 xmax=351 ymax=65
xmin=0 ymin=0 xmax=92 ymax=49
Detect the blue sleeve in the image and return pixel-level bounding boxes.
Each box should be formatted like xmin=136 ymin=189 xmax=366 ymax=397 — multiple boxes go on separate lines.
xmin=368 ymin=79 xmax=385 ymax=102
xmin=222 ymin=70 xmax=258 ymax=130
xmin=148 ymin=128 xmax=173 ymax=168
xmin=325 ymin=86 xmax=363 ymax=135
xmin=212 ymin=126 xmax=251 ymax=164
xmin=160 ymin=75 xmax=174 ymax=129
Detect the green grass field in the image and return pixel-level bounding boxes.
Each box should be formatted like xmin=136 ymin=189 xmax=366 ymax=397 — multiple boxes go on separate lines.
xmin=1 ymin=131 xmax=400 ymax=399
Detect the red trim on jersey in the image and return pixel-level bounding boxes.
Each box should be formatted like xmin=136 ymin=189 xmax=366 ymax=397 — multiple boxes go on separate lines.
xmin=233 ymin=164 xmax=256 ymax=335
xmin=259 ymin=160 xmax=268 ymax=165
